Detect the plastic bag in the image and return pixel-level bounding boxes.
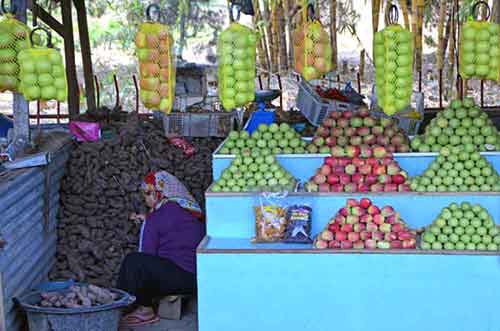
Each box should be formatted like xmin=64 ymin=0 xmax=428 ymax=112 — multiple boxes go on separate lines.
xmin=18 ymin=28 xmax=67 ymax=102
xmin=373 ymin=5 xmax=413 ymax=115
xmin=292 ymin=4 xmax=332 ymax=81
xmin=69 ymin=121 xmax=101 ymax=142
xmin=459 ymin=2 xmax=500 ymax=81
xmin=253 ymin=192 xmax=288 ymax=242
xmin=283 ymin=205 xmax=313 ymax=243
xmin=0 ymin=10 xmax=32 ymax=92
xmin=217 ymin=6 xmax=256 ymax=111
xmin=136 ymin=4 xmax=175 ymax=113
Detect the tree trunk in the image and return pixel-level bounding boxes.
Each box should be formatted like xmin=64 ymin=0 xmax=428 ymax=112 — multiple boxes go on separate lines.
xmin=330 ymin=0 xmax=337 ymax=71
xmin=253 ymin=0 xmax=270 ymax=75
xmin=262 ymin=0 xmax=274 ymax=76
xmin=359 ymin=49 xmax=365 ymax=82
xmin=372 ymin=0 xmax=381 ymax=33
xmin=398 ymin=0 xmax=410 ymax=29
xmin=493 ymin=0 xmax=500 ymax=24
xmin=270 ymin=1 xmax=280 ymax=73
xmin=436 ymin=0 xmax=447 ymax=70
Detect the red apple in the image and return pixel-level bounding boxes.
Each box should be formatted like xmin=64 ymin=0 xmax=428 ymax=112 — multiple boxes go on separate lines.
xmin=398 ymin=184 xmax=411 ymax=192
xmin=331 ymin=146 xmax=345 ymax=157
xmin=372 ymin=231 xmax=384 ymax=241
xmin=313 ymin=174 xmax=327 ymax=184
xmin=319 ymin=183 xmax=331 ymax=192
xmin=382 ymin=158 xmax=395 ymax=166
xmin=353 ymin=223 xmax=366 ymax=232
xmin=352 ymin=157 xmax=365 ymax=168
xmin=363 ymin=134 xmax=376 ymax=145
xmin=330 ymin=111 xmax=342 ymax=119
xmin=332 ymin=165 xmax=345 ymax=174
xmin=345 ymin=164 xmax=357 ymax=175
xmin=344 ymin=127 xmax=357 ymax=137
xmin=402 ymin=238 xmax=416 ymax=249
xmin=315 ymin=239 xmax=328 ymax=249
xmin=320 ymin=230 xmax=334 ymax=241
xmin=338 ymin=157 xmax=351 ymax=167
xmin=370 ymin=183 xmax=384 ymax=192
xmin=350 ymin=206 xmax=365 ymax=216
xmin=398 ymin=231 xmax=413 ymax=241
xmin=387 ymin=162 xmax=401 ymax=175
xmin=358 ymin=108 xmax=370 ymax=118
xmin=357 ymin=127 xmax=370 ymax=137
xmin=325 ymin=137 xmax=337 ymax=147
xmin=353 ymin=240 xmax=365 ymax=249
xmin=379 ymin=223 xmax=392 ymax=233
xmin=341 ymin=240 xmax=353 ymax=249
xmin=351 ymin=173 xmax=364 ymax=184
xmin=391 ymin=223 xmax=404 ymax=233
xmin=323 ymin=118 xmax=335 ymax=128
xmin=335 ymin=231 xmax=347 ymax=241
xmin=328 ymin=240 xmax=341 ymax=249
xmin=365 ymin=174 xmax=378 ymax=185
xmin=367 ymin=205 xmax=380 ymax=215
xmin=373 ymin=164 xmax=387 ymax=175
xmin=358 ymin=183 xmax=370 ymax=192
xmin=313 ymin=137 xmax=325 ymax=146
xmin=373 ymin=214 xmax=385 ymax=225
xmin=378 ymin=174 xmax=392 ymax=184
xmin=365 ymin=239 xmax=377 ymax=249
xmin=335 ymin=214 xmax=346 ymax=224
xmin=348 ymin=232 xmax=360 ymax=242
xmin=360 ymin=231 xmax=372 ymax=240
xmin=358 ymin=164 xmax=372 ymax=175
xmin=386 ymin=214 xmax=400 ymax=224
xmin=339 ymin=174 xmax=351 ymax=185
xmin=320 ymin=165 xmax=332 ymax=176
xmin=342 ymin=111 xmax=353 ymax=119
xmin=390 ymin=240 xmax=402 ymax=249
xmin=324 ymin=156 xmax=337 ymax=167
xmin=316 ymin=127 xmax=330 ymax=138
xmin=346 ymin=199 xmax=359 ymax=207
xmin=360 ymin=145 xmax=373 ymax=158
xmin=341 ymin=224 xmax=354 ymax=232
xmin=383 ymin=184 xmax=398 ymax=192
xmin=327 ymin=174 xmax=340 ymax=185
xmin=343 ymin=183 xmax=357 ymax=193
xmin=391 ymin=174 xmax=406 ymax=185
xmin=372 ymin=126 xmax=384 ymax=135
xmin=366 ymin=157 xmax=379 ymax=166
xmin=337 ymin=118 xmax=349 ymax=128
xmin=360 ymin=214 xmax=373 ymax=223
xmin=350 ymin=136 xmax=363 ymax=146
xmin=328 ymin=223 xmax=341 ymax=233
xmin=331 ymin=184 xmax=344 ymax=192
xmin=331 ymin=127 xmax=344 ymax=137
xmin=376 ymin=135 xmax=390 ymax=146
xmin=385 ymin=232 xmax=398 ymax=241
xmin=339 ymin=207 xmax=349 ymax=217
xmin=366 ymin=223 xmax=378 ymax=232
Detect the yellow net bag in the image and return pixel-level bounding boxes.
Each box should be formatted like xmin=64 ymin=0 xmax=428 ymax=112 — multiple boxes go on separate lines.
xmin=217 ymin=7 xmax=256 ymax=111
xmin=292 ymin=3 xmax=331 ymax=81
xmin=373 ymin=5 xmax=413 ymax=115
xmin=0 ymin=7 xmax=32 ymax=92
xmin=459 ymin=1 xmax=500 ymax=82
xmin=18 ymin=28 xmax=67 ymax=102
xmin=135 ymin=5 xmax=175 ymax=114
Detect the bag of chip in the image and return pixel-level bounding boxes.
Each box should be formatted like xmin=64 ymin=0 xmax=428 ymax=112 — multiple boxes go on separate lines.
xmin=283 ymin=205 xmax=313 ymax=243
xmin=253 ymin=192 xmax=288 ymax=242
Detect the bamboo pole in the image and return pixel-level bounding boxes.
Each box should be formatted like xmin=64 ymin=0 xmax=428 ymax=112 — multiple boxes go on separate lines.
xmin=411 ymin=0 xmax=417 ymax=70
xmin=372 ymin=0 xmax=381 ymax=33
xmin=253 ymin=0 xmax=270 ymax=74
xmin=270 ymin=0 xmax=280 ymax=73
xmin=279 ymin=0 xmax=289 ymax=70
xmin=416 ymin=0 xmax=424 ymax=73
xmin=437 ymin=0 xmax=447 ymax=71
xmin=330 ymin=0 xmax=337 ymax=71
xmin=398 ymin=0 xmax=410 ymax=29
xmin=447 ymin=1 xmax=456 ymax=99
xmin=359 ymin=49 xmax=366 ymax=81
xmin=262 ymin=0 xmax=274 ymax=76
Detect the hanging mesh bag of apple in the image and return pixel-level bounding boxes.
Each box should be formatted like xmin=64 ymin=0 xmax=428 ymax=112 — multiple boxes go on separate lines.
xmin=373 ymin=5 xmax=414 ymax=116
xmin=217 ymin=4 xmax=257 ymax=111
xmin=459 ymin=1 xmax=500 ymax=82
xmin=292 ymin=2 xmax=332 ymax=81
xmin=135 ymin=4 xmax=176 ymax=114
xmin=18 ymin=27 xmax=67 ymax=102
xmin=0 ymin=0 xmax=33 ymax=92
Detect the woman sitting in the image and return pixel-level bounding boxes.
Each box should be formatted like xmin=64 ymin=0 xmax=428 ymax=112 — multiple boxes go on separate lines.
xmin=118 ymin=170 xmax=205 ymax=327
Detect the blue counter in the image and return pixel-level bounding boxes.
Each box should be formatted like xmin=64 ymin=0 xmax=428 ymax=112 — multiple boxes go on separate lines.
xmin=197 ymin=237 xmax=500 ymax=331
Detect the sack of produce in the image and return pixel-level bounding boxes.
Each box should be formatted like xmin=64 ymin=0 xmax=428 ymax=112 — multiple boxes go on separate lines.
xmin=293 ymin=4 xmax=332 ymax=81
xmin=217 ymin=5 xmax=256 ymax=111
xmin=459 ymin=1 xmax=500 ymax=81
xmin=373 ymin=5 xmax=413 ymax=115
xmin=135 ymin=4 xmax=175 ymax=113
xmin=18 ymin=27 xmax=67 ymax=102
xmin=0 ymin=2 xmax=32 ymax=92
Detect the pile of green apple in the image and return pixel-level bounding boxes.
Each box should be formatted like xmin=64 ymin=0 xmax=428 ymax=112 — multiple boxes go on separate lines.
xmin=421 ymin=202 xmax=500 ymax=251
xmin=218 ymin=123 xmax=307 ymax=155
xmin=211 ymin=149 xmax=296 ymax=192
xmin=460 ymin=21 xmax=500 ymax=81
xmin=410 ymin=145 xmax=500 ymax=192
xmin=218 ymin=23 xmax=256 ymax=111
xmin=374 ymin=24 xmax=413 ymax=115
xmin=411 ymin=98 xmax=500 ymax=152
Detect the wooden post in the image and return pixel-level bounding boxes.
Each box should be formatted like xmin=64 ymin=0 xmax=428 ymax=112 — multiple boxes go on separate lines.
xmin=74 ymin=0 xmax=96 ymax=112
xmin=11 ymin=0 xmax=29 ymax=153
xmin=60 ymin=0 xmax=80 ymax=118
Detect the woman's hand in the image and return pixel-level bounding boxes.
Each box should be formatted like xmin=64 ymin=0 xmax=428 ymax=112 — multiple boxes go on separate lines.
xmin=130 ymin=213 xmax=146 ymax=224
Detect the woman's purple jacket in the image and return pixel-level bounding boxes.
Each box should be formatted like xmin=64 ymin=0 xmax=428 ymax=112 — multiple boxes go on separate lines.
xmin=139 ymin=201 xmax=205 ymax=273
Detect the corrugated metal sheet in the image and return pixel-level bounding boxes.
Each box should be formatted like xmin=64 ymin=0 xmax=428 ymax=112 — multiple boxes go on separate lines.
xmin=0 ymin=133 xmax=72 ymax=331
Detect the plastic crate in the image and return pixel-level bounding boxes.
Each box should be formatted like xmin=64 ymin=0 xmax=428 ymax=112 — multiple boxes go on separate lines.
xmin=370 ymin=88 xmax=425 ymax=136
xmin=296 ymin=80 xmax=362 ymax=127
xmin=162 ymin=111 xmax=235 ymax=137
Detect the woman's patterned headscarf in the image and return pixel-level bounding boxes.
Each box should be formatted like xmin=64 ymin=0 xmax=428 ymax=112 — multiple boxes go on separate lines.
xmin=141 ymin=171 xmax=202 ymax=218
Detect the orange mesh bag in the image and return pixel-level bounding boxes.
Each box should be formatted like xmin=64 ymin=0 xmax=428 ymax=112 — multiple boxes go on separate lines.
xmin=135 ymin=4 xmax=175 ymax=114
xmin=292 ymin=3 xmax=332 ymax=81
xmin=0 ymin=1 xmax=32 ymax=92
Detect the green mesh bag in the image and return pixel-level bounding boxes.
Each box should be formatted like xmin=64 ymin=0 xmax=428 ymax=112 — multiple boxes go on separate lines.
xmin=18 ymin=28 xmax=67 ymax=102
xmin=218 ymin=7 xmax=256 ymax=111
xmin=0 ymin=9 xmax=32 ymax=92
xmin=135 ymin=4 xmax=175 ymax=113
xmin=373 ymin=5 xmax=414 ymax=116
xmin=459 ymin=1 xmax=500 ymax=82
xmin=292 ymin=3 xmax=332 ymax=81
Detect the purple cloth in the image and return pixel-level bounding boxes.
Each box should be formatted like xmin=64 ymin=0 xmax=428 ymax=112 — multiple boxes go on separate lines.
xmin=139 ymin=201 xmax=205 ymax=274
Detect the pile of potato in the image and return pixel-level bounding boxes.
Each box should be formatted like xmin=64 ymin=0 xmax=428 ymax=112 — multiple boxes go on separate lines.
xmin=38 ymin=285 xmax=118 ymax=309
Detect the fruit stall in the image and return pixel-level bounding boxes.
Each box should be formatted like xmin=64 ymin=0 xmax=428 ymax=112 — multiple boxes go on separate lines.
xmin=196 ymin=2 xmax=500 ymax=330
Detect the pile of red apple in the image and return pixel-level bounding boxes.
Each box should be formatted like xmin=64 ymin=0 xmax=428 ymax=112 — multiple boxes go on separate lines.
xmin=305 ymin=146 xmax=411 ymax=193
xmin=307 ymin=108 xmax=411 ymax=154
xmin=314 ymin=198 xmax=417 ymax=249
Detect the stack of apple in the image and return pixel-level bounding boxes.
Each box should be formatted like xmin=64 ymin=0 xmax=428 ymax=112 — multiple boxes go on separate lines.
xmin=211 ymin=149 xmax=296 ymax=192
xmin=307 ymin=108 xmax=411 ymax=154
xmin=421 ymin=202 xmax=500 ymax=251
xmin=411 ymin=98 xmax=500 ymax=152
xmin=218 ymin=123 xmax=307 ymax=155
xmin=314 ymin=198 xmax=417 ymax=249
xmin=305 ymin=146 xmax=411 ymax=193
xmin=410 ymin=145 xmax=500 ymax=192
